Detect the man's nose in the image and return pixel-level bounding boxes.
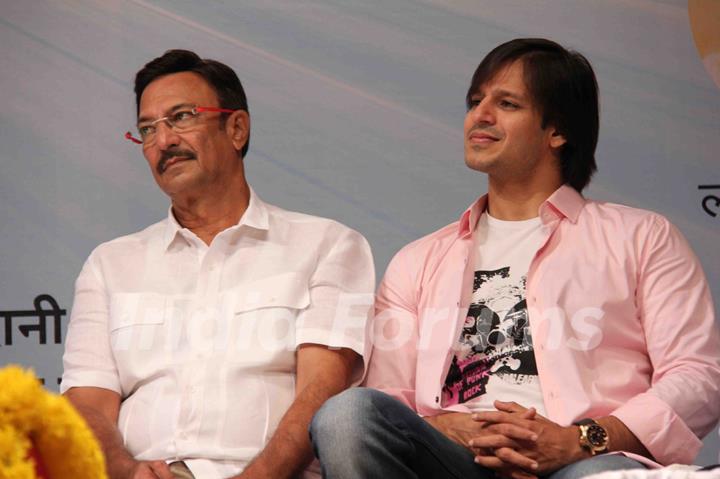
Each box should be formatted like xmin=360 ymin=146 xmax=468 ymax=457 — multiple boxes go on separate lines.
xmin=469 ymin=99 xmax=495 ymax=125
xmin=154 ymin=120 xmax=181 ymax=149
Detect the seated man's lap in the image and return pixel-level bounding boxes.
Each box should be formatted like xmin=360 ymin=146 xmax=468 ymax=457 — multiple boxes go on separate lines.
xmin=311 ymin=388 xmax=492 ymax=478
xmin=311 ymin=388 xmax=647 ymax=479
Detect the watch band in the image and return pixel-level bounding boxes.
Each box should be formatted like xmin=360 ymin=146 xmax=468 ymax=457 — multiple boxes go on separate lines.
xmin=573 ymin=418 xmax=596 ymax=426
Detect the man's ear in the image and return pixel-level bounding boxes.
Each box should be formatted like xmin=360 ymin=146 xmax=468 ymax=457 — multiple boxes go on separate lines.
xmin=548 ymin=127 xmax=567 ymax=149
xmin=228 ymin=110 xmax=250 ymax=151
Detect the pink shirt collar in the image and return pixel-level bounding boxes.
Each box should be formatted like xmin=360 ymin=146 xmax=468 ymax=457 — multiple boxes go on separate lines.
xmin=457 ymin=184 xmax=586 ymax=238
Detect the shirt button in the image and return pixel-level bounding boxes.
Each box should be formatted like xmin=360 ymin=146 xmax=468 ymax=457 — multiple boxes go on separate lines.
xmin=435 ymin=396 xmax=440 ymax=403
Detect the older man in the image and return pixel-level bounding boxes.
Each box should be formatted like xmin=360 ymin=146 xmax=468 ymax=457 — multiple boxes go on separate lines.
xmin=61 ymin=50 xmax=374 ymax=479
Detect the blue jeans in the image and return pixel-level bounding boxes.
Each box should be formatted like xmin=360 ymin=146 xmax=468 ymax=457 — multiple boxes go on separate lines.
xmin=310 ymin=388 xmax=646 ymax=479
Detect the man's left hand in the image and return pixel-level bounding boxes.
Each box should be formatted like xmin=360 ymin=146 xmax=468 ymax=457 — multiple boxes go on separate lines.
xmin=469 ymin=401 xmax=586 ymax=476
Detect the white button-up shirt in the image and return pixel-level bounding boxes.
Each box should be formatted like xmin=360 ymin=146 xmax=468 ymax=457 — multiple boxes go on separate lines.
xmin=61 ymin=190 xmax=375 ymax=478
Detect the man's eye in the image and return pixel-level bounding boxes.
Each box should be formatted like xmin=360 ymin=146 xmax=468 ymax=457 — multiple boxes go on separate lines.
xmin=500 ymin=100 xmax=518 ymax=109
xmin=138 ymin=125 xmax=155 ymax=137
xmin=468 ymin=98 xmax=481 ymax=109
xmin=172 ymin=110 xmax=195 ymax=123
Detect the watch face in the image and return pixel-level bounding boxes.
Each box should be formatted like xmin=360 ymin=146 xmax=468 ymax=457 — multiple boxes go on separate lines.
xmin=587 ymin=425 xmax=608 ymax=447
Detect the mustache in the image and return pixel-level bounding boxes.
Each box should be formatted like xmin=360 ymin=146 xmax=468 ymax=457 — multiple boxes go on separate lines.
xmin=158 ymin=148 xmax=196 ymax=174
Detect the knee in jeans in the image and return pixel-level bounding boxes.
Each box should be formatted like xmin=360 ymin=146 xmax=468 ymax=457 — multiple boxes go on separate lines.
xmin=310 ymin=388 xmax=378 ymax=443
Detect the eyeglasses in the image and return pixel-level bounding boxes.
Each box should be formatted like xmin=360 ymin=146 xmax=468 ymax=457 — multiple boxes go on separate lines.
xmin=125 ymin=106 xmax=239 ymax=145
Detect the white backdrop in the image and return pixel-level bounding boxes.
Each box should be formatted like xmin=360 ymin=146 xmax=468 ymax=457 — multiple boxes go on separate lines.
xmin=1 ymin=0 xmax=718 ymax=465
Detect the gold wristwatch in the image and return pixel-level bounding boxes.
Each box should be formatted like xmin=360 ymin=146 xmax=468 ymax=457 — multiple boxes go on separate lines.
xmin=574 ymin=418 xmax=609 ymax=455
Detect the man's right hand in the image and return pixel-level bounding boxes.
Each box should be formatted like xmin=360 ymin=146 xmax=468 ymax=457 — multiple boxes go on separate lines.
xmin=423 ymin=411 xmax=540 ymax=479
xmin=64 ymin=387 xmax=176 ymax=479
xmin=423 ymin=412 xmax=486 ymax=447
xmin=424 ymin=411 xmax=537 ymax=449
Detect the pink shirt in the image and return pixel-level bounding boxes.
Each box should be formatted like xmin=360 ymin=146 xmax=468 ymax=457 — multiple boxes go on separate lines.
xmin=365 ymin=185 xmax=720 ymax=466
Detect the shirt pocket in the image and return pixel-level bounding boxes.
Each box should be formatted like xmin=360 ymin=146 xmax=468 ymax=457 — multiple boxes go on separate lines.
xmin=108 ymin=292 xmax=168 ymax=391
xmin=229 ymin=272 xmax=310 ymax=370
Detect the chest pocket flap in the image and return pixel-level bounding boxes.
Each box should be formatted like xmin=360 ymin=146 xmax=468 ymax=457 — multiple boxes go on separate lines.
xmin=234 ymin=272 xmax=310 ymax=313
xmin=109 ymin=292 xmax=166 ymax=331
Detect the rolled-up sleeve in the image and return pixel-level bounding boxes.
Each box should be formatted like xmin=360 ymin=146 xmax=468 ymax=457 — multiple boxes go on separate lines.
xmin=294 ymin=224 xmax=375 ymax=384
xmin=611 ymin=216 xmax=720 ymax=465
xmin=60 ymin=251 xmax=121 ymax=394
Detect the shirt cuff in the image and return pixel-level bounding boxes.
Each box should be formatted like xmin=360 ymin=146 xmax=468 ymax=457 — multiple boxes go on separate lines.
xmin=60 ymin=371 xmax=121 ymax=395
xmin=611 ymin=392 xmax=703 ymax=465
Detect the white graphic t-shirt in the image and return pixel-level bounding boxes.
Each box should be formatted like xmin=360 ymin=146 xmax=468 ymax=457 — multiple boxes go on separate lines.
xmin=442 ymin=212 xmax=547 ymax=415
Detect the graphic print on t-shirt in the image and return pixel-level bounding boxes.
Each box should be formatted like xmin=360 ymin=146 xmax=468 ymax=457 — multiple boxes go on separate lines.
xmin=442 ymin=267 xmax=538 ymax=405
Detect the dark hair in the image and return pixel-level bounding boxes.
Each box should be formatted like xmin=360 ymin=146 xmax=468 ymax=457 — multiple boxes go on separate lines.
xmin=135 ymin=49 xmax=250 ymax=158
xmin=467 ymin=38 xmax=599 ymax=192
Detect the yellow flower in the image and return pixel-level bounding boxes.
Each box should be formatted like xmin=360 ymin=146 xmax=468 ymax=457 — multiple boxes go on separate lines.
xmin=0 ymin=425 xmax=34 ymax=479
xmin=0 ymin=365 xmax=108 ymax=479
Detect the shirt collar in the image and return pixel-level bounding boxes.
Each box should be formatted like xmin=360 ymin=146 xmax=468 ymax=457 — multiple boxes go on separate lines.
xmin=161 ymin=186 xmax=270 ymax=250
xmin=456 ymin=184 xmax=585 ymax=238
xmin=457 ymin=195 xmax=487 ymax=238
xmin=543 ymin=184 xmax=585 ymax=224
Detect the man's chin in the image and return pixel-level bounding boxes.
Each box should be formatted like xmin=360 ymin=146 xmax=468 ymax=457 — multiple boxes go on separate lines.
xmin=156 ymin=170 xmax=200 ymax=197
xmin=464 ymin=158 xmax=493 ymax=173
